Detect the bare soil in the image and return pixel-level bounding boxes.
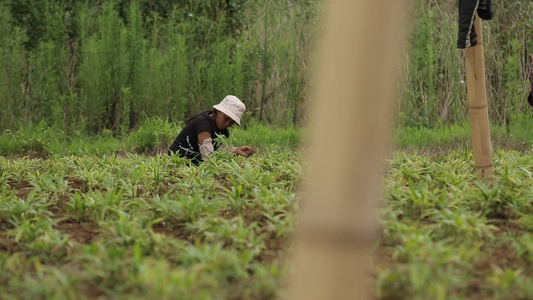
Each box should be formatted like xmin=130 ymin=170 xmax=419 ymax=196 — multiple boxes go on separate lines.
xmin=0 ymin=233 xmax=20 ymax=253
xmin=7 ymin=179 xmax=32 ymax=198
xmin=66 ymin=177 xmax=85 ymax=191
xmin=55 ymin=218 xmax=100 ymax=244
xmin=152 ymin=220 xmax=193 ymax=242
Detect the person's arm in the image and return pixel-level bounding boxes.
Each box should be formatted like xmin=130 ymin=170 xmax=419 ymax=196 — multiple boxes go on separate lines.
xmin=198 ymin=131 xmax=214 ymax=160
xmin=200 ymin=131 xmax=255 ymax=158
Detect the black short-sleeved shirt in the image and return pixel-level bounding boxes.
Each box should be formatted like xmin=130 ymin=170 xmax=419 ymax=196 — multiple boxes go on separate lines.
xmin=168 ymin=111 xmax=229 ymax=164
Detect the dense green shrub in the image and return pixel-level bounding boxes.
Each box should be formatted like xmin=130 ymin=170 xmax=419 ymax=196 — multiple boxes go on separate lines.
xmin=0 ymin=0 xmax=532 ymax=131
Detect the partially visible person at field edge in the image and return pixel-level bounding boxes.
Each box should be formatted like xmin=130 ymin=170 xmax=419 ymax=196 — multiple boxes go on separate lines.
xmin=168 ymin=95 xmax=255 ymax=165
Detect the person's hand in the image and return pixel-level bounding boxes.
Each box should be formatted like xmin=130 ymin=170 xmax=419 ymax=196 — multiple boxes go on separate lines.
xmin=234 ymin=146 xmax=255 ymax=157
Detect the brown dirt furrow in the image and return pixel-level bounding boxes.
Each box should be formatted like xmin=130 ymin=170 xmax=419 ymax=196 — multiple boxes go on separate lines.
xmin=55 ymin=219 xmax=100 ymax=244
xmin=7 ymin=179 xmax=32 ymax=198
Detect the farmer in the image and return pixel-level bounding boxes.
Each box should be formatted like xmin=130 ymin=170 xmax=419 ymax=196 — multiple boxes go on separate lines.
xmin=168 ymin=95 xmax=255 ymax=165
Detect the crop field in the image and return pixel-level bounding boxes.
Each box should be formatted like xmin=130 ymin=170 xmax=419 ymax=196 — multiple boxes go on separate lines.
xmin=377 ymin=150 xmax=533 ymax=299
xmin=2 ymin=0 xmax=533 ymax=299
xmin=1 ymin=124 xmax=532 ymax=299
xmin=0 ymin=146 xmax=302 ymax=300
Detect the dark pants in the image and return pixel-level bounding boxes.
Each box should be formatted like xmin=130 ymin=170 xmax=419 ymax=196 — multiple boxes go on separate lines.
xmin=457 ymin=0 xmax=493 ymax=49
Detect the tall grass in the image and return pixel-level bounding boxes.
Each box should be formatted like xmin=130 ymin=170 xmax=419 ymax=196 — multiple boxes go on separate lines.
xmin=0 ymin=0 xmax=532 ymax=132
xmin=241 ymin=0 xmax=316 ymax=125
xmin=0 ymin=0 xmax=318 ymax=133
xmin=0 ymin=2 xmax=26 ymax=129
xmin=401 ymin=0 xmax=533 ymax=127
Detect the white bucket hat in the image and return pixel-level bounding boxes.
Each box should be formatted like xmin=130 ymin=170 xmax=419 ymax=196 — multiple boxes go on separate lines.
xmin=213 ymin=95 xmax=246 ymax=126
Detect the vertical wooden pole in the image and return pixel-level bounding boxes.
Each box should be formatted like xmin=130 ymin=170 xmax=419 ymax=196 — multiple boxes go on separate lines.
xmin=284 ymin=1 xmax=411 ymax=300
xmin=464 ymin=13 xmax=494 ymax=180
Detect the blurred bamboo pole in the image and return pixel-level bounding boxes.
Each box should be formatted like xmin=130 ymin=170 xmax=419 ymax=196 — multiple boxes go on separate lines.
xmin=464 ymin=14 xmax=494 ymax=180
xmin=284 ymin=1 xmax=412 ymax=300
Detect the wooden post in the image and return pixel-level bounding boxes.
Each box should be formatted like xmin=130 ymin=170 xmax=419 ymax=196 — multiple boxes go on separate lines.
xmin=464 ymin=13 xmax=494 ymax=180
xmin=284 ymin=1 xmax=411 ymax=300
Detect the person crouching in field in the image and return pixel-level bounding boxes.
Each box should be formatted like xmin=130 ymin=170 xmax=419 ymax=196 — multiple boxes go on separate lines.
xmin=168 ymin=95 xmax=255 ymax=165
